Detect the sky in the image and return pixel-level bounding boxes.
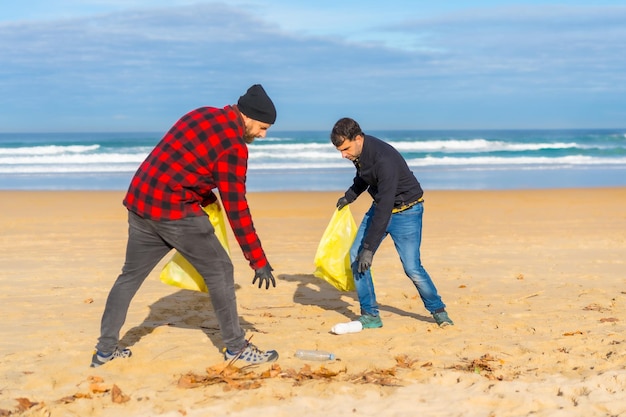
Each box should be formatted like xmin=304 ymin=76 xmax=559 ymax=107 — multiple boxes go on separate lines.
xmin=1 ymin=1 xmax=625 ymax=132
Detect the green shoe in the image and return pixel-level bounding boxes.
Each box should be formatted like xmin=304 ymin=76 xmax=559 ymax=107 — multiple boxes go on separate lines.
xmin=433 ymin=311 xmax=454 ymax=327
xmin=358 ymin=314 xmax=383 ymax=329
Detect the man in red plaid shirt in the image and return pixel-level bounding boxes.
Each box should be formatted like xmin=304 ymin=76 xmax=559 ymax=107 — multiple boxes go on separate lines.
xmin=92 ymin=84 xmax=280 ymax=367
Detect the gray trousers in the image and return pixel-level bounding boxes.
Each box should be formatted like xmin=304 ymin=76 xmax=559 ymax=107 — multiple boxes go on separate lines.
xmin=96 ymin=211 xmax=245 ymax=353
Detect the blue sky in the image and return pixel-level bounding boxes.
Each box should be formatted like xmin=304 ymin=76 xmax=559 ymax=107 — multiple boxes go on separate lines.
xmin=1 ymin=1 xmax=625 ymax=132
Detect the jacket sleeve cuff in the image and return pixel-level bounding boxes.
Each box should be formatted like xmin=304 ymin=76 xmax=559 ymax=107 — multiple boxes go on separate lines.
xmin=345 ymin=189 xmax=358 ymax=203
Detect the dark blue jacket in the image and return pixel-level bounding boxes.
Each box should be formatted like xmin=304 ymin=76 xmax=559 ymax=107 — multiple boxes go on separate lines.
xmin=343 ymin=134 xmax=424 ymax=253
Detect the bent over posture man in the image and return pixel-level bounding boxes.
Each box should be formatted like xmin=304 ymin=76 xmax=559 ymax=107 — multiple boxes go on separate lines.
xmin=91 ymin=84 xmax=279 ymax=367
xmin=331 ymin=117 xmax=454 ymax=330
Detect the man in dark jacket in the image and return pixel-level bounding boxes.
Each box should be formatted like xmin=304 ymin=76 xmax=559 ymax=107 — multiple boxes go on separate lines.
xmin=91 ymin=84 xmax=279 ymax=367
xmin=332 ymin=117 xmax=453 ymax=330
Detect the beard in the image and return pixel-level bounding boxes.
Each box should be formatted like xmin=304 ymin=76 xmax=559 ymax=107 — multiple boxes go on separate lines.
xmin=243 ymin=133 xmax=255 ymax=144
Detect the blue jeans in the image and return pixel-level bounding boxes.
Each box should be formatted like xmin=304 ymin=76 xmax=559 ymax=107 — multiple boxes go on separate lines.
xmin=350 ymin=202 xmax=446 ymax=316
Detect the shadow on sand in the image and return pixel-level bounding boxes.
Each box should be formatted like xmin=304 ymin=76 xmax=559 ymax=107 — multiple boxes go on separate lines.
xmin=118 ymin=287 xmax=257 ymax=351
xmin=279 ymin=273 xmax=433 ymax=324
xmin=119 ymin=273 xmax=434 ymax=350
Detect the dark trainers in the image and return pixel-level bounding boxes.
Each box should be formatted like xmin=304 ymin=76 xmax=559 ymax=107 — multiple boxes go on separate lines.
xmin=90 ymin=347 xmax=132 ymax=368
xmin=358 ymin=314 xmax=383 ymax=329
xmin=433 ymin=311 xmax=454 ymax=327
xmin=223 ymin=341 xmax=278 ymax=364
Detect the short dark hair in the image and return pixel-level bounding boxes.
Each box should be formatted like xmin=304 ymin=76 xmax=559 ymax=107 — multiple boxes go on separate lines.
xmin=330 ymin=117 xmax=363 ymax=147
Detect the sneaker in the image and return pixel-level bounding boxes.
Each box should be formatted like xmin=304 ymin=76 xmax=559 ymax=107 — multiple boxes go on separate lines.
xmin=433 ymin=311 xmax=454 ymax=327
xmin=90 ymin=347 xmax=132 ymax=368
xmin=223 ymin=341 xmax=278 ymax=364
xmin=358 ymin=314 xmax=383 ymax=329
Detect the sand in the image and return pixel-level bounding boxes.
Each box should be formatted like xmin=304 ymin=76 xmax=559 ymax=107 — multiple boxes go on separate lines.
xmin=1 ymin=188 xmax=625 ymax=416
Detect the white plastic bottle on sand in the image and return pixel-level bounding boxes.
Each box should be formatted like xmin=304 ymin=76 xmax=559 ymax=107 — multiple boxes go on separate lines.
xmin=331 ymin=320 xmax=363 ymax=335
xmin=295 ymin=349 xmax=335 ymax=361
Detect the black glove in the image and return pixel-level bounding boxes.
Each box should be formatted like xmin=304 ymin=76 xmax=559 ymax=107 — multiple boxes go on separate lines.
xmin=252 ymin=263 xmax=276 ymax=289
xmin=356 ymin=249 xmax=374 ymax=273
xmin=336 ymin=196 xmax=349 ymax=210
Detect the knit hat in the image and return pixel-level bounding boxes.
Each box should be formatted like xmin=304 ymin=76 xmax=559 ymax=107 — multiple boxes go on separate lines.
xmin=237 ymin=84 xmax=277 ymax=124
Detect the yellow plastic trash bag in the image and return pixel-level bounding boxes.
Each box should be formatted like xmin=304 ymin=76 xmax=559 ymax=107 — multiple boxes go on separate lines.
xmin=313 ymin=207 xmax=357 ymax=292
xmin=160 ymin=202 xmax=230 ymax=292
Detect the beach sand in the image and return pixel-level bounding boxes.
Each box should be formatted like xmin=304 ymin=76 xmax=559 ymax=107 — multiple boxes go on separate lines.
xmin=1 ymin=188 xmax=625 ymax=416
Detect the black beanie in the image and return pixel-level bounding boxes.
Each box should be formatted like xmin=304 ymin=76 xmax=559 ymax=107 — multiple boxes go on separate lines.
xmin=237 ymin=84 xmax=277 ymax=124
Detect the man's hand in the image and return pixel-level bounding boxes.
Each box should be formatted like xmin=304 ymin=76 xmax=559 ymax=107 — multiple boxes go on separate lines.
xmin=356 ymin=249 xmax=374 ymax=273
xmin=336 ymin=196 xmax=349 ymax=210
xmin=252 ymin=264 xmax=276 ymax=289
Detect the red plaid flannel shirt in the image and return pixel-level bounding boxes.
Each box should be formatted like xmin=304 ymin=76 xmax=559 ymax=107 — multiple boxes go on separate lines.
xmin=123 ymin=105 xmax=267 ymax=270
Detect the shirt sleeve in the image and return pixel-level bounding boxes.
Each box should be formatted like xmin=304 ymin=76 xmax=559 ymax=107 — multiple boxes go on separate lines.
xmin=214 ymin=145 xmax=268 ymax=270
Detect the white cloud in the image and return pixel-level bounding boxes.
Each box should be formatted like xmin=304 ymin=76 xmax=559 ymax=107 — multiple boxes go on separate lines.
xmin=0 ymin=3 xmax=625 ymax=131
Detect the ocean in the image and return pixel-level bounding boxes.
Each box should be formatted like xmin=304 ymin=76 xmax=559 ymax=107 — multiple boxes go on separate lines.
xmin=1 ymin=129 xmax=625 ymax=192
